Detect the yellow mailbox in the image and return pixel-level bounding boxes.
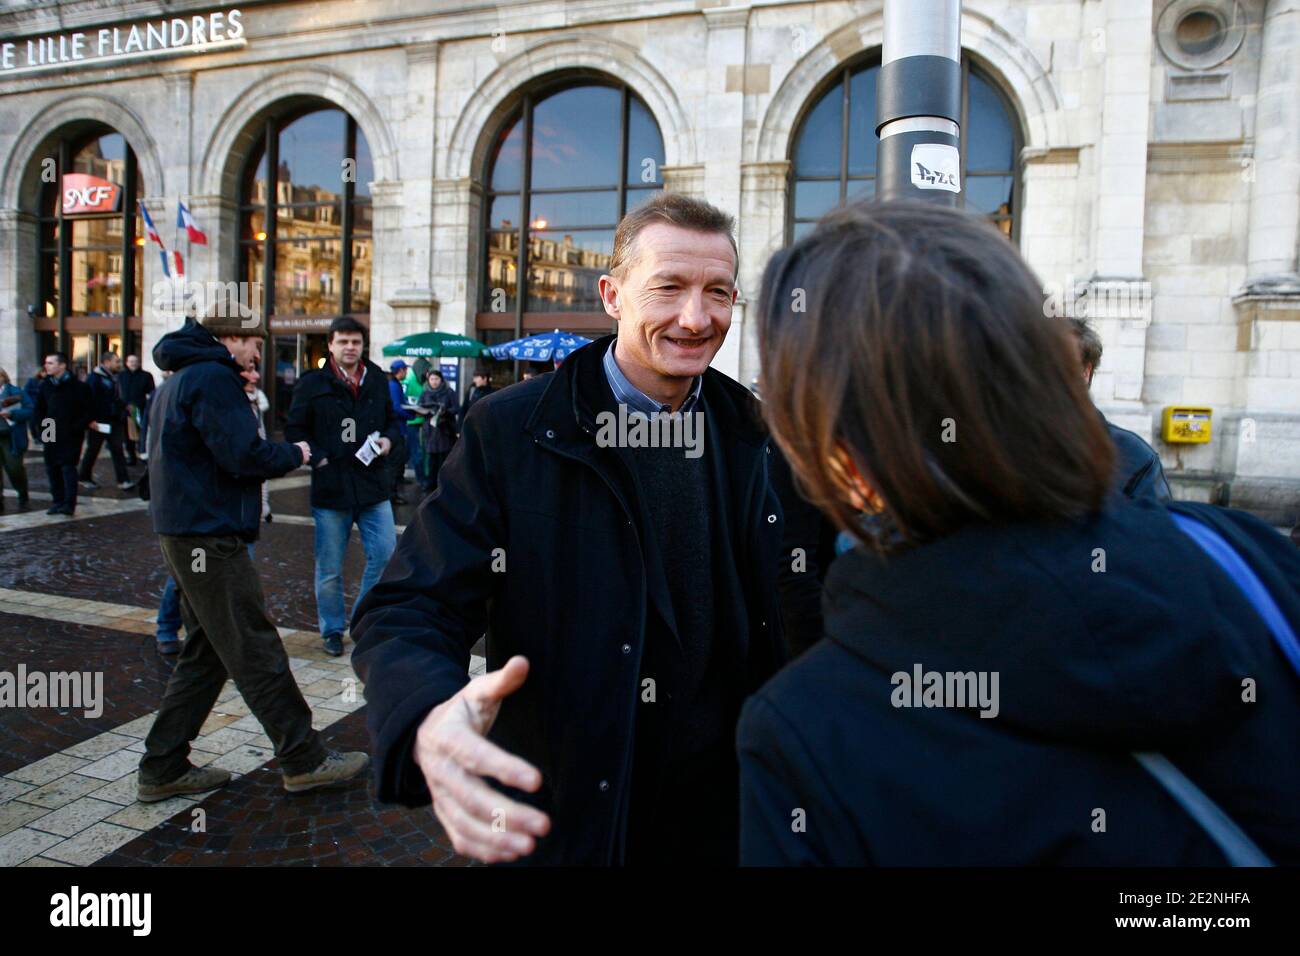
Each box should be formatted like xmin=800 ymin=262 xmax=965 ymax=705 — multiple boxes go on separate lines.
xmin=1162 ymin=406 xmax=1212 ymax=444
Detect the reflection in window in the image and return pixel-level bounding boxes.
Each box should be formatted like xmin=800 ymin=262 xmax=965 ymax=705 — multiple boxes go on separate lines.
xmin=238 ymin=104 xmax=373 ymax=317
xmin=482 ymin=80 xmax=665 ymax=320
xmin=789 ymin=58 xmax=1020 ymax=241
xmin=37 ymin=129 xmax=145 ymax=321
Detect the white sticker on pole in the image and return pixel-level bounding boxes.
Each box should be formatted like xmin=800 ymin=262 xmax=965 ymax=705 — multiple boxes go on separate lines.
xmin=910 ymin=143 xmax=961 ymax=193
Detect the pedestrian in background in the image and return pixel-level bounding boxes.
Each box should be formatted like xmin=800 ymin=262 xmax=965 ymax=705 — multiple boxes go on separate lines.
xmin=0 ymin=367 xmax=33 ymax=511
xmin=78 ymin=350 xmax=130 ymax=490
xmin=387 ymin=359 xmax=417 ymax=505
xmin=417 ymin=368 xmax=458 ymax=493
xmin=738 ymin=199 xmax=1300 ymax=866
xmin=33 ymin=352 xmax=92 ymax=516
xmin=139 ymin=304 xmax=369 ymax=801
xmin=459 ymin=368 xmax=495 ymax=428
xmin=23 ymin=367 xmax=43 ymax=449
xmin=119 ymin=353 xmax=155 ymax=467
xmin=243 ymin=367 xmax=272 ymax=523
xmin=285 ymin=316 xmax=402 ymax=658
xmin=1069 ymin=317 xmax=1171 ymax=502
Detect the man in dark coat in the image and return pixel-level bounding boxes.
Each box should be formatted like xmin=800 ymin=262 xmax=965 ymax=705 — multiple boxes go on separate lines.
xmin=1070 ymin=318 xmax=1172 ymax=501
xmin=33 ymin=352 xmax=92 ymax=515
xmin=284 ymin=317 xmax=403 ymax=657
xmin=138 ymin=306 xmax=369 ymax=803
xmin=351 ymin=193 xmax=815 ymax=865
xmin=118 ymin=353 xmax=155 ymax=465
xmin=77 ymin=351 xmax=130 ymax=489
xmin=458 ymin=369 xmax=496 ymax=427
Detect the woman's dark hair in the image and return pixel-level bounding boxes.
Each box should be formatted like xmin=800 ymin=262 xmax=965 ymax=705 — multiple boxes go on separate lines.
xmin=756 ymin=199 xmax=1114 ymax=551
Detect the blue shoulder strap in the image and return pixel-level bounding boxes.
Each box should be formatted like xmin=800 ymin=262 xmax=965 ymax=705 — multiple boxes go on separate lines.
xmin=1125 ymin=510 xmax=1298 ymax=867
xmin=1169 ymin=512 xmax=1300 ymax=676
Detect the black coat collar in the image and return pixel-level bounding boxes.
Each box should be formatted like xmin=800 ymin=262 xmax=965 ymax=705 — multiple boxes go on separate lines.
xmin=523 ymin=334 xmax=767 ymax=456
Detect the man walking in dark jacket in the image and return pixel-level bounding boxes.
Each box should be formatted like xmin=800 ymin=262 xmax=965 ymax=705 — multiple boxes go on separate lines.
xmin=136 ymin=306 xmax=368 ymax=803
xmin=77 ymin=351 xmax=131 ymax=490
xmin=118 ymin=353 xmax=155 ymax=465
xmin=351 ymin=193 xmax=814 ymax=865
xmin=33 ymin=352 xmax=92 ymax=515
xmin=285 ymin=317 xmax=403 ymax=657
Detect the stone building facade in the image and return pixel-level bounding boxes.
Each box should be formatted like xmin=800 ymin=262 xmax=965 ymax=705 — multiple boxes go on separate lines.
xmin=1 ymin=0 xmax=1297 ymax=520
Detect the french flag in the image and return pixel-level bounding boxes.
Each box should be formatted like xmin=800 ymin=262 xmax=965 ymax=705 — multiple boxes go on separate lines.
xmin=139 ymin=202 xmax=169 ymax=277
xmin=140 ymin=201 xmax=164 ymax=248
xmin=176 ymin=201 xmax=208 ymax=245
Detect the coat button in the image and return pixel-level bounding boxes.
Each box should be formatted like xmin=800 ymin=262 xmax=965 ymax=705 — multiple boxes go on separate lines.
xmin=767 ymin=513 xmax=777 ymax=524
xmin=598 ymin=780 xmax=609 ymax=792
xmin=546 ymin=429 xmax=555 ymax=439
xmin=620 ymin=644 xmax=631 ymax=655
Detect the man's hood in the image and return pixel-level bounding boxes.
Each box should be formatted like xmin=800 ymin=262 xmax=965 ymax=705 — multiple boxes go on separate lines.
xmin=823 ymin=497 xmax=1269 ymax=749
xmin=153 ymin=322 xmax=238 ymax=373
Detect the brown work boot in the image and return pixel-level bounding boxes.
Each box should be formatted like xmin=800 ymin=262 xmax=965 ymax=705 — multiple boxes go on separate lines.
xmin=137 ymin=766 xmax=232 ymax=803
xmin=282 ymin=750 xmax=370 ymax=794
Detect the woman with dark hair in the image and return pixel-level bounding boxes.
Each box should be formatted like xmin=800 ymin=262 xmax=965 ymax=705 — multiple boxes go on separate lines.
xmin=739 ymin=200 xmax=1300 ymax=865
xmin=417 ymin=368 xmax=458 ymax=493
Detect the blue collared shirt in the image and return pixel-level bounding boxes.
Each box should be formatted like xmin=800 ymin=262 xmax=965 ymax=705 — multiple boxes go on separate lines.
xmin=602 ymin=341 xmax=703 ymax=416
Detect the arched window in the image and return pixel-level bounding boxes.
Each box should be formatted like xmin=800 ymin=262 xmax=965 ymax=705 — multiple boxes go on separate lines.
xmin=238 ymin=103 xmax=373 ymax=322
xmin=238 ymin=103 xmax=373 ymax=428
xmin=35 ymin=126 xmax=145 ymax=367
xmin=789 ymin=57 xmax=1021 ymax=242
xmin=479 ymin=78 xmax=665 ymax=343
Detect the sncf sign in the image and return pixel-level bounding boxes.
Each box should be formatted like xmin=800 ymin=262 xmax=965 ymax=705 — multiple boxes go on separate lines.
xmin=60 ymin=174 xmax=122 ymax=215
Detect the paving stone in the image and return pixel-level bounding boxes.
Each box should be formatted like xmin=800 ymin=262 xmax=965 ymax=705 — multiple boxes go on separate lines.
xmin=0 ymin=800 xmax=50 ymax=837
xmin=190 ymin=727 xmax=256 ymax=755
xmin=105 ymin=796 xmax=197 ymax=831
xmin=17 ymin=856 xmax=73 ymax=866
xmin=0 ymin=778 xmax=35 ymax=802
xmin=43 ymin=822 xmax=142 ymax=865
xmin=209 ymin=745 xmax=274 ymax=775
xmin=0 ymin=826 xmax=64 ymax=866
xmin=5 ymin=752 xmax=91 ymax=786
xmin=12 ymin=772 xmax=106 ymax=809
xmin=65 ymin=732 xmax=138 ymax=760
xmin=77 ymin=749 xmax=143 ymax=782
xmin=27 ymin=796 xmax=121 ymax=837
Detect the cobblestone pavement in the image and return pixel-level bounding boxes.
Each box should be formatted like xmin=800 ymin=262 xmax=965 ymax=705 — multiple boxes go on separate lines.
xmin=0 ymin=450 xmax=473 ymax=867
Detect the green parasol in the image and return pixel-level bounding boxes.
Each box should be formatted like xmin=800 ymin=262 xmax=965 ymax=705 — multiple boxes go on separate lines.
xmin=381 ymin=331 xmax=491 ymax=359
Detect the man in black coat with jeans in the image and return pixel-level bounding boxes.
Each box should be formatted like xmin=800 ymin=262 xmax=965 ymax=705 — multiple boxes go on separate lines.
xmin=352 ymin=193 xmax=816 ymax=865
xmin=77 ymin=351 xmax=130 ymax=489
xmin=136 ymin=305 xmax=369 ymax=803
xmin=33 ymin=352 xmax=92 ymax=515
xmin=285 ymin=317 xmax=403 ymax=657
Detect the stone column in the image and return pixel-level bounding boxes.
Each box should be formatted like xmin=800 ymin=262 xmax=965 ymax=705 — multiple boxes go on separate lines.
xmin=700 ymin=6 xmax=754 ymax=382
xmin=1243 ymin=0 xmax=1300 ymax=288
xmin=1087 ymin=0 xmax=1154 ymax=435
xmin=0 ymin=208 xmax=39 ymax=382
xmin=731 ymin=160 xmax=790 ymax=387
xmin=1227 ymin=0 xmax=1300 ymax=523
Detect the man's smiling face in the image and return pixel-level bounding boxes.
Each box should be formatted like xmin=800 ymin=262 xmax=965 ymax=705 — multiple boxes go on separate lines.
xmin=599 ymin=222 xmax=737 ymax=393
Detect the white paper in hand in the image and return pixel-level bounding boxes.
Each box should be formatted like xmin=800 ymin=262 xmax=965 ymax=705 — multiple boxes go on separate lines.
xmin=355 ymin=431 xmax=382 ymax=467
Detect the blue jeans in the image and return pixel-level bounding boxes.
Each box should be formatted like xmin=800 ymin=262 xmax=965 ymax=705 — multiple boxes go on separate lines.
xmin=407 ymin=424 xmax=426 ymax=486
xmin=312 ymin=502 xmax=396 ymax=638
xmin=157 ymin=543 xmax=256 ymax=643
